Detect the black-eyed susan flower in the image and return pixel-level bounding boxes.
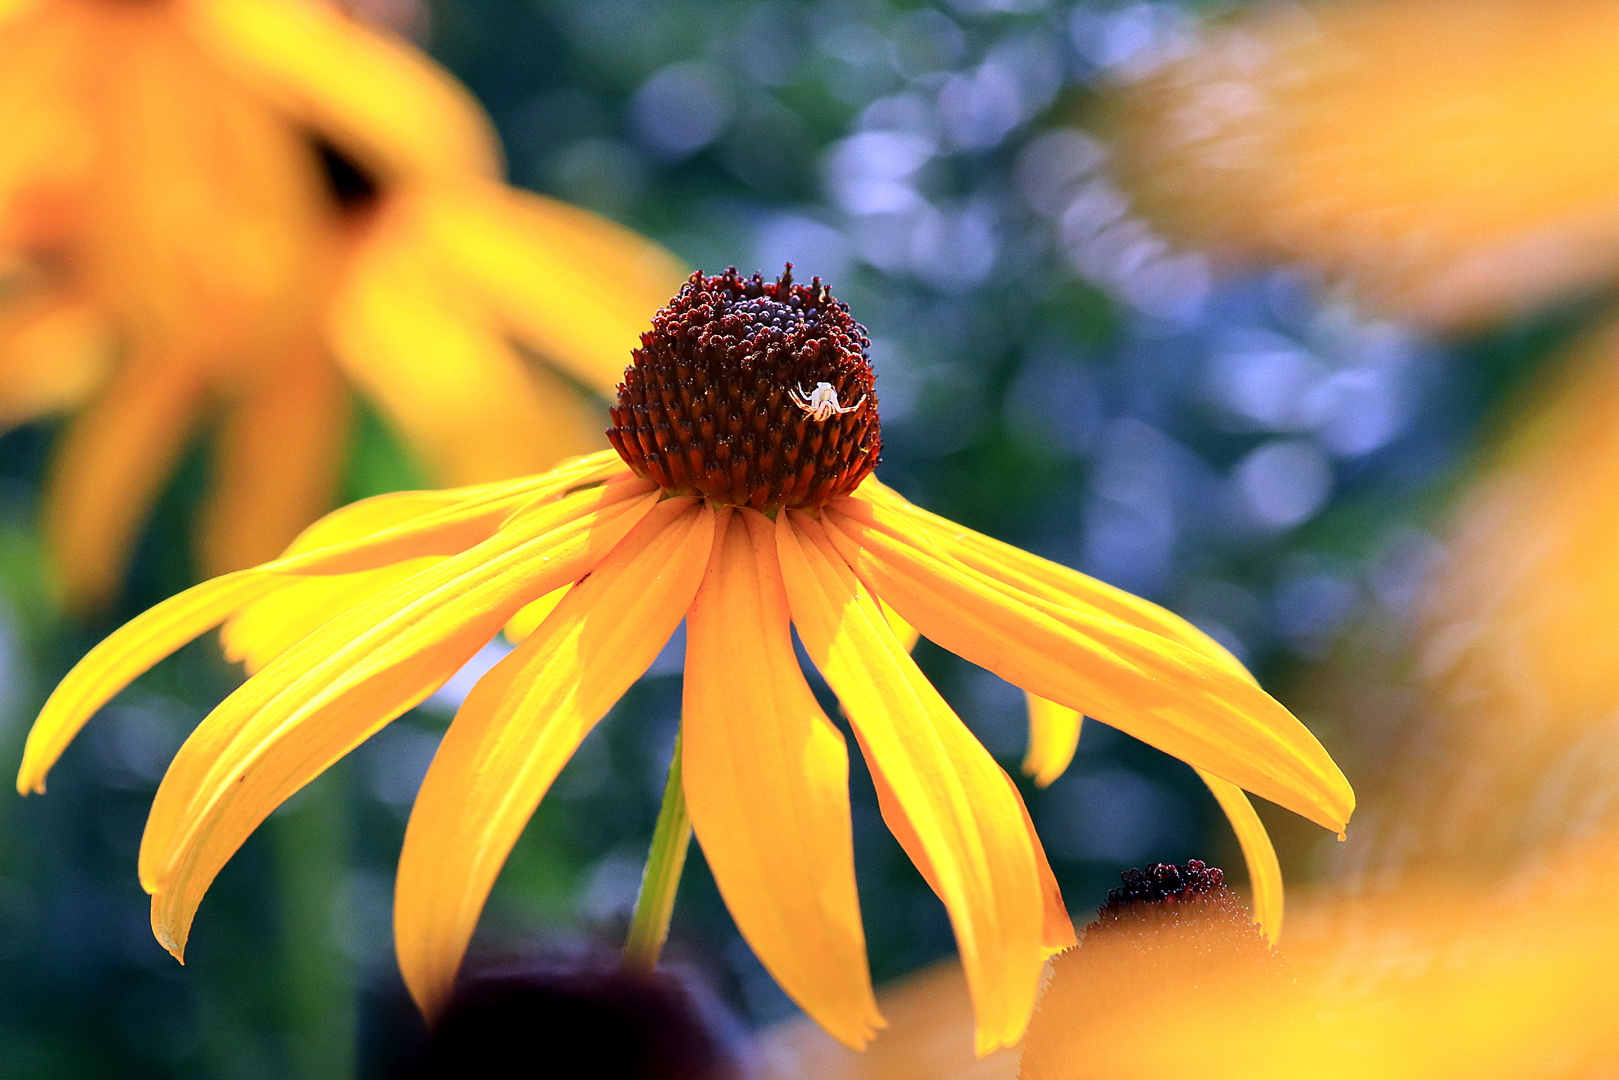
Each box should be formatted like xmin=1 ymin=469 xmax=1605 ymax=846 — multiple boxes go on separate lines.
xmin=16 ymin=269 xmax=1353 ymax=1055
xmin=0 ymin=0 xmax=683 ymax=609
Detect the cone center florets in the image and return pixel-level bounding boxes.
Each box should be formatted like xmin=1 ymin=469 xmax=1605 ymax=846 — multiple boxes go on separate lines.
xmin=606 ymin=266 xmax=881 ymax=510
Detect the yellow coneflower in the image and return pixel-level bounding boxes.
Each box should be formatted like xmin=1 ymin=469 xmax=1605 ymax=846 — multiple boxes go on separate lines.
xmin=16 ymin=269 xmax=1353 ymax=1055
xmin=0 ymin=0 xmax=683 ymax=609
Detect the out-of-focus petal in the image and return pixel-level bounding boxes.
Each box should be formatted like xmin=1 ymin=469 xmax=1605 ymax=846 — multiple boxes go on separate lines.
xmin=0 ymin=294 xmax=114 ymax=428
xmin=1023 ymin=694 xmax=1082 ymax=789
xmin=776 ymin=511 xmax=1046 ymax=1057
xmin=822 ymin=502 xmax=1353 ymax=834
xmin=1198 ymin=769 xmax=1283 ymax=944
xmin=41 ymin=356 xmax=206 ymax=612
xmin=1399 ymin=325 xmax=1619 ymax=871
xmin=328 ymin=201 xmax=607 ymax=485
xmin=17 ymin=569 xmax=285 ymax=795
xmin=423 ymin=182 xmax=686 ymax=395
xmin=183 ymin=0 xmax=500 ymax=183
xmin=684 ymin=509 xmax=883 ymax=1049
xmin=140 ymin=483 xmax=661 ymax=957
xmin=394 ymin=499 xmax=713 ymax=1019
xmin=195 ymin=342 xmax=349 ymax=578
xmin=0 ymin=0 xmax=40 ymax=29
xmin=1109 ymin=0 xmax=1619 ymax=327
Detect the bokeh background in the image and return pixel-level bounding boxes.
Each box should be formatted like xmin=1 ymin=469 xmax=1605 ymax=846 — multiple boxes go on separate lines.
xmin=0 ymin=0 xmax=1603 ymax=1076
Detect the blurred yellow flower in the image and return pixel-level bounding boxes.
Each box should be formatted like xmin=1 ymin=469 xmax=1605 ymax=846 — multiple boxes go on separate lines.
xmin=16 ymin=270 xmax=1352 ymax=1056
xmin=1015 ymin=841 xmax=1619 ymax=1080
xmin=1109 ymin=0 xmax=1619 ymax=328
xmin=0 ymin=0 xmax=684 ymax=609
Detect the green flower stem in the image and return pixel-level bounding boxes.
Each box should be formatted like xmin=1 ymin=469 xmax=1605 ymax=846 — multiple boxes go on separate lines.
xmin=272 ymin=767 xmax=355 ymax=1080
xmin=622 ymin=730 xmax=692 ymax=975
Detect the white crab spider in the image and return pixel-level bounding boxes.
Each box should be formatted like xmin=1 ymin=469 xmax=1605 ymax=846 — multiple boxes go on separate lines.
xmin=788 ymin=381 xmax=866 ymax=421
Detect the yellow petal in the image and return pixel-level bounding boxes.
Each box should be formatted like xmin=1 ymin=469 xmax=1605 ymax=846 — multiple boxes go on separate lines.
xmin=855 ymin=734 xmax=1074 ymax=964
xmin=1004 ymin=771 xmax=1077 ymax=956
xmin=271 ymin=449 xmax=628 ymax=570
xmin=684 ymin=508 xmax=883 ymax=1049
xmin=857 ymin=478 xmax=1249 ymax=677
xmin=328 ymin=200 xmax=609 ymax=485
xmin=1198 ymin=769 xmax=1283 ymax=944
xmin=1023 ymin=693 xmax=1083 ymax=789
xmin=17 ymin=569 xmax=285 ymax=795
xmin=221 ymin=559 xmax=440 ymax=675
xmin=0 ymin=294 xmax=114 ymax=428
xmin=195 ymin=344 xmax=349 ymax=578
xmin=501 ymin=584 xmax=570 ymax=645
xmin=141 ymin=484 xmax=661 ymax=957
xmin=878 ymin=598 xmax=920 ymax=652
xmin=0 ymin=0 xmax=39 ymax=28
xmin=266 ymin=461 xmax=643 ymax=579
xmin=822 ymin=501 xmax=1353 ymax=834
xmin=40 ymin=355 xmax=206 ymax=611
xmin=394 ymin=498 xmax=714 ymax=1019
xmin=184 ymin=0 xmax=501 ymax=183
xmin=776 ymin=511 xmax=1046 ymax=1057
xmin=423 ymin=182 xmax=687 ymax=395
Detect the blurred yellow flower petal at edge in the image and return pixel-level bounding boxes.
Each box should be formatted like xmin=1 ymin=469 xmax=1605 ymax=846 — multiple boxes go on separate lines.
xmin=184 ymin=0 xmax=501 ymax=182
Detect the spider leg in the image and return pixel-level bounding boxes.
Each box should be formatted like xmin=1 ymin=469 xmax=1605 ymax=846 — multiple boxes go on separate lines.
xmin=835 ymin=394 xmax=867 ymax=414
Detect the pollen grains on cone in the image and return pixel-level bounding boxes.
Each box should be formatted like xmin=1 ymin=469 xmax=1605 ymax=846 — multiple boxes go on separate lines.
xmin=606 ymin=265 xmax=881 ymax=510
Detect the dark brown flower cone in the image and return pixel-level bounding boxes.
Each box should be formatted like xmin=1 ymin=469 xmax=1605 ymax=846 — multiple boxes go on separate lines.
xmin=1020 ymin=862 xmax=1301 ymax=1080
xmin=607 ymin=265 xmax=880 ymax=511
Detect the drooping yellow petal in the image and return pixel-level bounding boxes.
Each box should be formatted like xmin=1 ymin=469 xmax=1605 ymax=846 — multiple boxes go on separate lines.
xmin=41 ymin=356 xmax=206 ymax=612
xmin=195 ymin=342 xmax=349 ymax=578
xmin=1004 ymin=771 xmax=1077 ymax=956
xmin=822 ymin=502 xmax=1353 ymax=834
xmin=501 ymin=584 xmax=570 ymax=644
xmin=423 ymin=181 xmax=686 ymax=395
xmin=17 ymin=569 xmax=286 ymax=795
xmin=328 ymin=200 xmax=608 ymax=485
xmin=855 ymin=731 xmax=1074 ymax=964
xmin=1198 ymin=769 xmax=1283 ymax=944
xmin=221 ymin=558 xmax=440 ymax=675
xmin=269 ymin=449 xmax=628 ymax=574
xmin=141 ymin=483 xmax=661 ymax=957
xmin=684 ymin=508 xmax=883 ymax=1049
xmin=394 ymin=498 xmax=715 ymax=1019
xmin=184 ymin=0 xmax=501 ymax=184
xmin=858 ymin=478 xmax=1248 ymax=677
xmin=776 ymin=511 xmax=1046 ymax=1057
xmin=1023 ymin=694 xmax=1083 ymax=789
